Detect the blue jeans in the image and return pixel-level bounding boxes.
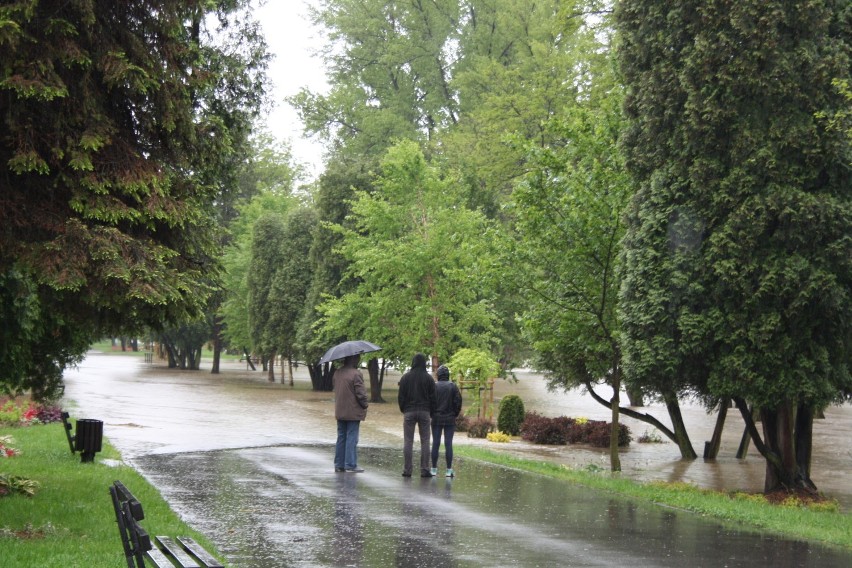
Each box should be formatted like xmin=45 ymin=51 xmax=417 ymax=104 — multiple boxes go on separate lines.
xmin=431 ymin=423 xmax=455 ymax=469
xmin=335 ymin=420 xmax=360 ymax=470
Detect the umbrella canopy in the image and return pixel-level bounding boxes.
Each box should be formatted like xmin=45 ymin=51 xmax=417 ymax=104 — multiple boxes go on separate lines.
xmin=319 ymin=340 xmax=382 ymax=364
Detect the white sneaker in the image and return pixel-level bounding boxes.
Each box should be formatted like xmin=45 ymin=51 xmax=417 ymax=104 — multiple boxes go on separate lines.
xmin=445 ymin=468 xmax=454 ymax=477
xmin=430 ymin=467 xmax=437 ymax=476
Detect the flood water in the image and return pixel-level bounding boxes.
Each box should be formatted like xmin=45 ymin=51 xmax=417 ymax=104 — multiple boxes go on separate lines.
xmin=62 ymin=353 xmax=852 ymax=567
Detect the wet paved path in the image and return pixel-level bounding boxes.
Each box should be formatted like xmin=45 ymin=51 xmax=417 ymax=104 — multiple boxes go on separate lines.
xmin=64 ymin=354 xmax=852 ymax=567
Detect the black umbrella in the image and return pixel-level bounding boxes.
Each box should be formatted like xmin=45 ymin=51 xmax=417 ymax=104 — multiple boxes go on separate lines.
xmin=319 ymin=340 xmax=382 ymax=364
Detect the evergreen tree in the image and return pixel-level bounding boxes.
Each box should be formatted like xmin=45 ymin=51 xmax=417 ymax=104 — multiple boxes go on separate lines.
xmin=617 ymin=0 xmax=851 ymax=491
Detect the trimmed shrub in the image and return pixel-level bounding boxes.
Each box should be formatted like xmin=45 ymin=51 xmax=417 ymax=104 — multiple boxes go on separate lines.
xmin=520 ymin=412 xmax=569 ymax=445
xmin=455 ymin=414 xmax=470 ymax=432
xmin=586 ymin=421 xmax=632 ymax=448
xmin=520 ymin=413 xmax=631 ymax=447
xmin=467 ymin=418 xmax=495 ymax=439
xmin=497 ymin=395 xmax=525 ymax=436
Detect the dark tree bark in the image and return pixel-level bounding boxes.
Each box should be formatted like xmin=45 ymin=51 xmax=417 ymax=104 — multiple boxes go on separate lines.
xmin=308 ymin=362 xmax=333 ymax=391
xmin=367 ymin=358 xmax=385 ymax=403
xmin=211 ymin=316 xmax=223 ymax=374
xmin=243 ymin=349 xmax=257 ymax=371
xmin=734 ymin=397 xmax=817 ymax=493
xmin=609 ymin=370 xmax=622 ymax=472
xmin=625 ymin=383 xmax=644 ymax=407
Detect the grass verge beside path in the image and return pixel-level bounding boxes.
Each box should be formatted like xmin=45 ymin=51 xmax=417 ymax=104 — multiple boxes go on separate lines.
xmin=0 ymin=424 xmax=225 ymax=568
xmin=456 ymin=446 xmax=852 ymax=550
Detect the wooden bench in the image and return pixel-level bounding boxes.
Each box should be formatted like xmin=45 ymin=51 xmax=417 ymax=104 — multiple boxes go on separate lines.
xmin=110 ymin=481 xmax=224 ymax=568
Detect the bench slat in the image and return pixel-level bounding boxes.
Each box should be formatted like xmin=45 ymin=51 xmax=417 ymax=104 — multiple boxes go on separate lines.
xmin=145 ymin=547 xmax=176 ymax=568
xmin=157 ymin=536 xmax=201 ymax=568
xmin=177 ymin=537 xmax=225 ymax=568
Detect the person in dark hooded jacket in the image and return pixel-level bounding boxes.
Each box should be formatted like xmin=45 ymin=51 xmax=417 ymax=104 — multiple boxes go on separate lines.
xmin=430 ymin=364 xmax=462 ymax=477
xmin=397 ymin=353 xmax=437 ymax=477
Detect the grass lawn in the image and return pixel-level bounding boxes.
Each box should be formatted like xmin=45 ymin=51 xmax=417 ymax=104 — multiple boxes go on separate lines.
xmin=456 ymin=445 xmax=852 ymax=550
xmin=0 ymin=423 xmax=224 ymax=568
xmin=87 ymin=340 xmax=242 ymax=362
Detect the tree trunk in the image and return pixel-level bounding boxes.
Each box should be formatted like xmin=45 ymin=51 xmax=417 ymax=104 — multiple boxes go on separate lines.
xmin=267 ymin=352 xmax=276 ymax=382
xmin=625 ymin=383 xmax=644 ymax=407
xmin=368 ymin=358 xmax=385 ymax=403
xmin=663 ymin=391 xmax=697 ymax=459
xmin=794 ymin=403 xmax=815 ymax=490
xmin=211 ymin=317 xmax=223 ymax=374
xmin=287 ymin=356 xmax=294 ymax=386
xmin=243 ymin=349 xmax=257 ymax=371
xmin=703 ymin=399 xmax=728 ymax=459
xmin=308 ymin=362 xmax=333 ymax=391
xmin=761 ymin=403 xmax=795 ymax=492
xmin=759 ymin=400 xmax=817 ymax=493
xmin=609 ymin=371 xmax=622 ymax=472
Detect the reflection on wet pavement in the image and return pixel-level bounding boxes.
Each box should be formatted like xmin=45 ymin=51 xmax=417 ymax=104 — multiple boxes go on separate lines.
xmin=139 ymin=445 xmax=851 ymax=568
xmin=63 ymin=354 xmax=852 ymax=567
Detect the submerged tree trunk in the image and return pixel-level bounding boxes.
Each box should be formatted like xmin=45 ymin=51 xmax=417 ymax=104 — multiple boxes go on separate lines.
xmin=585 ymin=382 xmax=697 ymax=459
xmin=663 ymin=391 xmax=698 ymax=459
xmin=625 ymin=383 xmax=644 ymax=407
xmin=734 ymin=397 xmax=817 ymax=494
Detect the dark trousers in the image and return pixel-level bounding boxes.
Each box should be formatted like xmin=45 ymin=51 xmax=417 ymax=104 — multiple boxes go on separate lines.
xmin=431 ymin=423 xmax=455 ymax=469
xmin=403 ymin=410 xmax=431 ymax=475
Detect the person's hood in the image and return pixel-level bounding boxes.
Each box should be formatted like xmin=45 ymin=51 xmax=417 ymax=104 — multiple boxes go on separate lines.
xmin=437 ymin=365 xmax=450 ymax=381
xmin=411 ymin=353 xmax=428 ymax=370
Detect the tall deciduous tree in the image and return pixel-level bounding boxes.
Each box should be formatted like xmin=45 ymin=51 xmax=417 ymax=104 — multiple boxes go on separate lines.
xmin=318 ymin=141 xmax=499 ymax=396
xmin=0 ymin=0 xmax=268 ymax=394
xmin=617 ymin=0 xmax=851 ymax=492
xmin=514 ymin=91 xmax=634 ymax=470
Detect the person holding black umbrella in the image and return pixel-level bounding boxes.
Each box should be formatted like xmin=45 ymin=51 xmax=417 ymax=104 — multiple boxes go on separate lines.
xmin=333 ymin=354 xmax=369 ymax=473
xmin=398 ymin=353 xmax=437 ymax=478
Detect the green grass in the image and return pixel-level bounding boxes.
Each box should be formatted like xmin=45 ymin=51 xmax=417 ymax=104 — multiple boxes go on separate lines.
xmin=87 ymin=340 xmax=242 ymax=361
xmin=456 ymin=446 xmax=852 ymax=550
xmin=0 ymin=424 xmax=226 ymax=567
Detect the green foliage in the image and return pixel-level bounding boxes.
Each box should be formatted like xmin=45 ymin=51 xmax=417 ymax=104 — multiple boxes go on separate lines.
xmin=272 ymin=207 xmax=318 ymax=362
xmin=617 ymin=0 xmax=852 ymax=410
xmin=317 ymin=142 xmax=500 ymax=367
xmin=512 ymin=79 xmax=630 ymax=394
xmin=0 ymin=0 xmax=269 ymax=395
xmin=497 ymin=395 xmax=526 ymax=436
xmin=447 ymin=348 xmax=501 ymax=384
xmin=247 ymin=213 xmax=288 ymax=358
xmin=0 ymin=473 xmax=38 ymax=497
